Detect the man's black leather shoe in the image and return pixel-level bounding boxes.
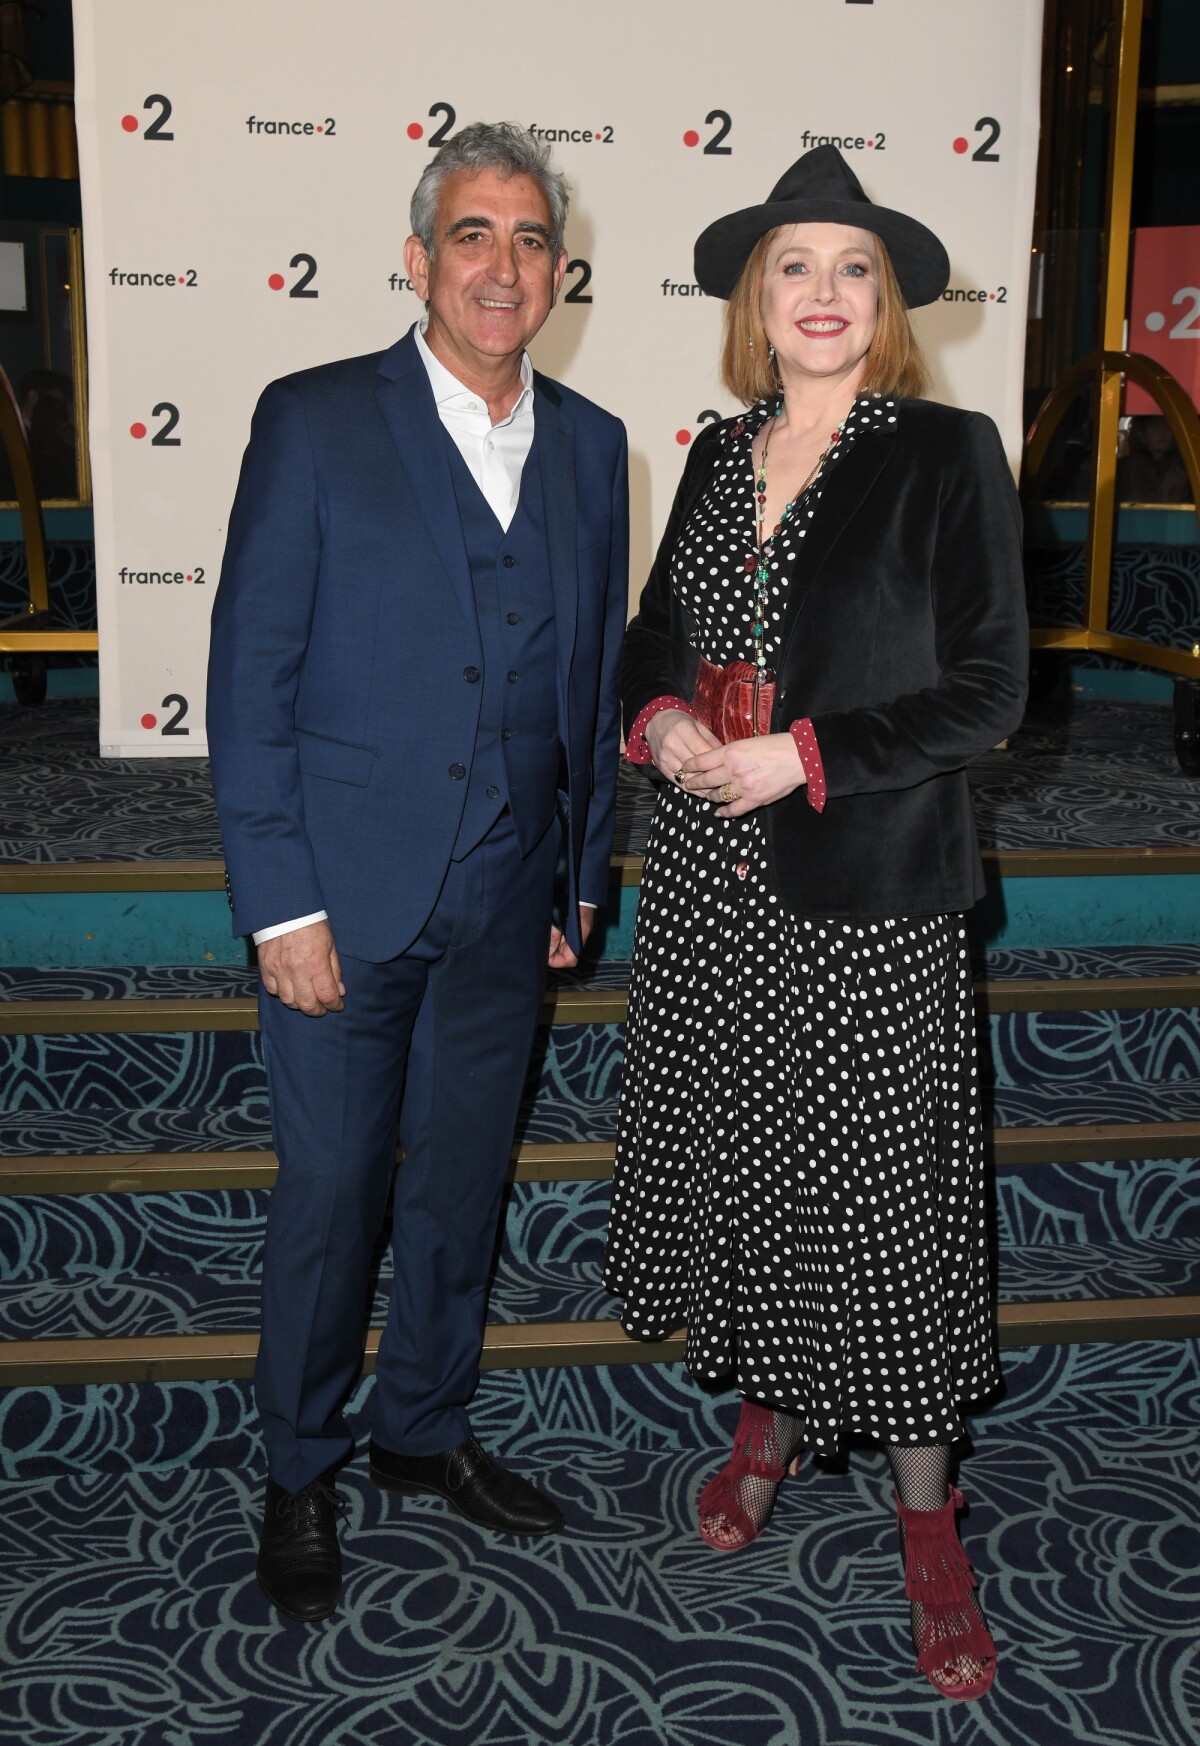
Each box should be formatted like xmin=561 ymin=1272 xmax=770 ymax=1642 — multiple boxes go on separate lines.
xmin=369 ymin=1435 xmax=564 ymax=1535
xmin=256 ymin=1473 xmax=344 ymax=1620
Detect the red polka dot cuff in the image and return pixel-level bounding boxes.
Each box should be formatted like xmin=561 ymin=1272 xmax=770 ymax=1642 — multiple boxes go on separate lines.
xmin=789 ymin=717 xmax=827 ymax=812
xmin=625 ymin=695 xmax=695 ymax=765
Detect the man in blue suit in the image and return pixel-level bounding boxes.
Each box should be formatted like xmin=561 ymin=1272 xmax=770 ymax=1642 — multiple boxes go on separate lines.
xmin=207 ymin=122 xmax=628 ymax=1620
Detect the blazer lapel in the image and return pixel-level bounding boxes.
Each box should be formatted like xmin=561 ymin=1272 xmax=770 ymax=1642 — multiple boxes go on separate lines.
xmin=374 ymin=331 xmax=478 ymax=640
xmin=532 ymin=374 xmax=578 ymax=692
xmin=776 ymin=428 xmax=898 ymax=670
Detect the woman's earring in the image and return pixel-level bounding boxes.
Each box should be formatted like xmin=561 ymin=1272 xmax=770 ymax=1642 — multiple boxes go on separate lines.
xmin=768 ymin=343 xmax=775 ymax=360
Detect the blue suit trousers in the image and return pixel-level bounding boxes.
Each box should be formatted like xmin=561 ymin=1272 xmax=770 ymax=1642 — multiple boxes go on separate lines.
xmin=255 ymin=810 xmax=558 ymax=1492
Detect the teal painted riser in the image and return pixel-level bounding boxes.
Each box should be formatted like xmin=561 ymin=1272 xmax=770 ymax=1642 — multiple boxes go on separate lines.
xmin=0 ymin=891 xmax=246 ymax=970
xmin=4 ymin=870 xmax=1200 ymax=967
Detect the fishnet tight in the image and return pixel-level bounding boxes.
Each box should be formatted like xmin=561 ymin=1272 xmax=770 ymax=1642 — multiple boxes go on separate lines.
xmin=698 ymin=1407 xmax=806 ymax=1549
xmin=889 ymin=1444 xmax=989 ymax=1692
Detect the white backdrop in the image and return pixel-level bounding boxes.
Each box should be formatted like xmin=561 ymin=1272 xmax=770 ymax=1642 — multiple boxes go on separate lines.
xmin=73 ymin=0 xmax=1044 ymax=757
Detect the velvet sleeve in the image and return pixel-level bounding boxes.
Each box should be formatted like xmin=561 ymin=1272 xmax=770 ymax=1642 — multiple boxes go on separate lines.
xmin=620 ymin=423 xmax=723 ymax=738
xmin=807 ymin=412 xmax=1028 ymax=798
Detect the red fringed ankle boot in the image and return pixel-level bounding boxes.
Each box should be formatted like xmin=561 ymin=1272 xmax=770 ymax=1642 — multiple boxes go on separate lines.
xmin=697 ymin=1400 xmax=800 ymax=1552
xmin=895 ymin=1486 xmax=997 ymax=1699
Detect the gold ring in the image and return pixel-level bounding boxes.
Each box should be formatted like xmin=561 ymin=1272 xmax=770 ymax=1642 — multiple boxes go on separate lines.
xmin=675 ymin=767 xmax=688 ymax=786
xmin=720 ymin=783 xmax=739 ymax=804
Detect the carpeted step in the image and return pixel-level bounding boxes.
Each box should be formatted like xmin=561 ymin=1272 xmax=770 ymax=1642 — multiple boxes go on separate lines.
xmin=989 ymin=1078 xmax=1200 ymax=1127
xmin=5 ymin=1163 xmax=1199 ymax=1340
xmin=4 ymin=695 xmax=1199 ymax=861
xmin=984 ymin=944 xmax=1200 ymax=979
xmin=4 ymin=1336 xmax=1198 ymax=1480
xmin=5 ymin=1157 xmax=1199 ymax=1285
xmin=6 ymin=1022 xmax=1200 ymax=1153
xmin=8 ymin=1242 xmax=1200 ymax=1342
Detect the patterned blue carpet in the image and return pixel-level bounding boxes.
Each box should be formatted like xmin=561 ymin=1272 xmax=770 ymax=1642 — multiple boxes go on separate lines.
xmin=4 ymin=694 xmax=1200 ymax=1743
xmin=3 ymin=693 xmax=1200 ymax=862
xmin=2 ymin=1349 xmax=1198 ymax=1746
xmin=4 ymin=1154 xmax=1200 ymax=1341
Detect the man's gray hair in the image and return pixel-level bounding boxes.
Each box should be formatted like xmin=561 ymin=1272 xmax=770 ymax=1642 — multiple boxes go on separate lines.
xmin=410 ymin=121 xmax=570 ymax=258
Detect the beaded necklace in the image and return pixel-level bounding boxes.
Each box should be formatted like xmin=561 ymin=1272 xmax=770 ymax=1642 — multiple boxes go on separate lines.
xmin=747 ymin=403 xmax=845 ymax=686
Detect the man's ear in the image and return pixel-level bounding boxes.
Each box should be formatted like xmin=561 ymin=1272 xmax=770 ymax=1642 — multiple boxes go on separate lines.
xmin=404 ymin=233 xmax=431 ymax=301
xmin=550 ymin=249 xmax=568 ymax=305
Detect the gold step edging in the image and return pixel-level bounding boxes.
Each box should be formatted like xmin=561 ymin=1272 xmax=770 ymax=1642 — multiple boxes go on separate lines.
xmin=3 ymin=843 xmax=1200 ymax=896
xmin=2 ymin=1296 xmax=1197 ymax=1386
xmin=3 ymin=1123 xmax=1198 ymax=1197
xmin=0 ymin=985 xmax=629 ymax=1036
xmin=6 ymin=973 xmax=1198 ymax=1038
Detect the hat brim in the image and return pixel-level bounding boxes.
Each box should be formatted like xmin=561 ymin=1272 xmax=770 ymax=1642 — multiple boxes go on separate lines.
xmin=694 ymin=198 xmax=950 ymax=308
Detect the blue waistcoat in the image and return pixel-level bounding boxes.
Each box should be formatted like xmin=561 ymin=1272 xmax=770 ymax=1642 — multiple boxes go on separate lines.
xmin=446 ymin=429 xmax=560 ymax=859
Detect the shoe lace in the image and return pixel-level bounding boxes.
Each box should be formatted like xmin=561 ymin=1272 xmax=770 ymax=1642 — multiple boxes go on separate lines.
xmin=276 ymin=1479 xmax=349 ymax=1528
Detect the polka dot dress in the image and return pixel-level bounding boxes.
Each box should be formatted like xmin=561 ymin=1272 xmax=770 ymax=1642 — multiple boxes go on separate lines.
xmin=604 ymin=398 xmax=1000 ymax=1454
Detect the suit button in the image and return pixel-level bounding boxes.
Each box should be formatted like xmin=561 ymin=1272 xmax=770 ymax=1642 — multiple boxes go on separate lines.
xmin=506 ymin=612 xmax=520 ymax=625
xmin=735 ymin=861 xmax=749 ymax=880
xmin=502 ymin=555 xmax=517 ymax=568
xmin=779 ymin=686 xmax=789 ymax=701
xmin=502 ymin=729 xmax=514 ymax=741
xmin=449 ymin=763 xmax=466 ymax=780
xmin=463 ymin=666 xmax=480 ymax=682
xmin=486 ymin=785 xmax=500 ymax=799
xmin=507 ymin=671 xmax=519 ymax=683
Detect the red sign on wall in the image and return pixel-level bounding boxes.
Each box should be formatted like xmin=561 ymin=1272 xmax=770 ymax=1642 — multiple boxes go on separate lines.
xmin=1126 ymin=225 xmax=1200 ymax=415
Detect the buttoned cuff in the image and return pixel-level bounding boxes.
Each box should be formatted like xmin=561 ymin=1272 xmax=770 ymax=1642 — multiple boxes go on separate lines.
xmin=788 ymin=718 xmax=827 ymax=812
xmin=625 ymin=696 xmax=695 ymax=765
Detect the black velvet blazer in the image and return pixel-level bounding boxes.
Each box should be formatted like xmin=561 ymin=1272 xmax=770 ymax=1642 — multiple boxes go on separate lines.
xmin=622 ymin=398 xmax=1029 ymax=919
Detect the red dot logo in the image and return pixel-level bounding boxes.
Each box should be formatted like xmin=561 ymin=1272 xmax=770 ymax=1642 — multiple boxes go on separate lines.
xmin=989 ymin=292 xmax=995 ymax=300
xmin=129 ymin=422 xmax=147 ymax=440
xmin=316 ymin=124 xmax=324 ymax=133
xmin=140 ymin=712 xmax=157 ymax=729
xmin=186 ymin=573 xmax=194 ymax=581
xmin=121 ymin=114 xmax=139 ymax=133
xmin=675 ymin=429 xmax=692 ymax=445
xmin=407 ymin=122 xmax=424 ymax=140
xmin=953 ymin=137 xmax=969 ymax=154
xmin=867 ymin=137 xmax=874 ymax=146
xmin=683 ymin=129 xmax=700 ymax=148
xmin=268 ymin=273 xmax=285 ymax=291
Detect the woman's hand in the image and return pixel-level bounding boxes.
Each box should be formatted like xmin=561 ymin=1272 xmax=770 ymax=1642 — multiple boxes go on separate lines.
xmin=680 ymin=732 xmax=807 ymax=817
xmin=646 ymin=708 xmax=722 ymax=782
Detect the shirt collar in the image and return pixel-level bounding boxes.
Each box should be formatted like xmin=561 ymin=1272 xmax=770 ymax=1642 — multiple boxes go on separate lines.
xmin=414 ymin=317 xmax=534 ymax=424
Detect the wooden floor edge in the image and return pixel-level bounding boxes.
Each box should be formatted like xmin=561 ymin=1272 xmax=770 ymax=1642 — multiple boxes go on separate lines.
xmin=0 ymin=986 xmax=632 ymax=1036
xmin=8 ymin=971 xmax=1200 ymax=1036
xmin=1 ymin=1298 xmax=1197 ymax=1385
xmin=4 ymin=1123 xmax=1197 ymax=1195
xmin=4 ymin=845 xmax=1200 ymax=896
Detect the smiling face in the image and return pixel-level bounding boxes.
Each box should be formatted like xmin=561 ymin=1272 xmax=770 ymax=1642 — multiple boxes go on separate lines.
xmin=758 ymin=222 xmax=880 ymax=390
xmin=404 ymin=168 xmax=567 ymax=381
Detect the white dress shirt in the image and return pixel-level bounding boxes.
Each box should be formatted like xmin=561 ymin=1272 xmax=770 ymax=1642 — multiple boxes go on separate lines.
xmin=253 ymin=324 xmax=544 ymax=946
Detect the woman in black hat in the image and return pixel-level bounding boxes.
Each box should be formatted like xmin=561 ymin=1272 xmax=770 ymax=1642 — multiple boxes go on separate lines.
xmin=605 ymin=146 xmax=1027 ymax=1700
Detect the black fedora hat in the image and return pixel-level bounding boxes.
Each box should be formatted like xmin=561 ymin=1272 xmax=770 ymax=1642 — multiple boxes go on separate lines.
xmin=694 ymin=144 xmax=950 ymax=308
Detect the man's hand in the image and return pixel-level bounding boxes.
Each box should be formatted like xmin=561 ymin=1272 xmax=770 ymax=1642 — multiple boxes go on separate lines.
xmin=645 ymin=708 xmax=721 ymax=783
xmin=681 ymin=731 xmax=807 ymax=817
xmin=257 ymin=919 xmax=346 ymax=1016
xmin=549 ymin=905 xmax=596 ymax=971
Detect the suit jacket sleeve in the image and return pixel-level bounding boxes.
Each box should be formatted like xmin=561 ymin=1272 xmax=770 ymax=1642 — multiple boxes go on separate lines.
xmin=206 ymin=377 xmax=326 ymax=938
xmin=805 ymin=412 xmax=1028 ymax=796
xmin=578 ymin=424 xmax=630 ymax=907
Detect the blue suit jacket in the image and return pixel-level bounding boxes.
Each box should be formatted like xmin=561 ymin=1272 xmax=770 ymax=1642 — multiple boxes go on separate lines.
xmin=207 ymin=327 xmax=629 ymax=961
